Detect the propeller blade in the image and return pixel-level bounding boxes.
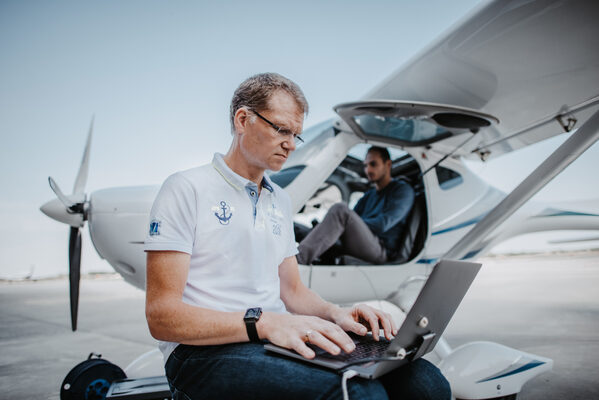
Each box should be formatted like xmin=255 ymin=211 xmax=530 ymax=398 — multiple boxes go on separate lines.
xmin=48 ymin=177 xmax=76 ymax=209
xmin=68 ymin=227 xmax=82 ymax=331
xmin=73 ymin=116 xmax=94 ymax=195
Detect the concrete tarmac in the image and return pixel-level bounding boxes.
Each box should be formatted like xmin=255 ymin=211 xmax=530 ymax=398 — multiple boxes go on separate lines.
xmin=1 ymin=251 xmax=598 ymax=399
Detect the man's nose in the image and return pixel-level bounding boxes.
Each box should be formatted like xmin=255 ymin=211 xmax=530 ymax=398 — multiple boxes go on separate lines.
xmin=282 ymin=136 xmax=296 ymax=151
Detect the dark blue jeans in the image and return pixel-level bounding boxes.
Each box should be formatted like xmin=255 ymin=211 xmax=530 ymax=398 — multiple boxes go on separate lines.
xmin=165 ymin=342 xmax=451 ymax=400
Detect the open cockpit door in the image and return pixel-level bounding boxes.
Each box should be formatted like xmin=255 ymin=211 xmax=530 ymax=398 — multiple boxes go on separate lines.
xmin=334 ymin=100 xmax=499 ymax=155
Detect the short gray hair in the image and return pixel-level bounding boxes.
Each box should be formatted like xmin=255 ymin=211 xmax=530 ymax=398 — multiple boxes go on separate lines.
xmin=230 ymin=73 xmax=309 ymax=131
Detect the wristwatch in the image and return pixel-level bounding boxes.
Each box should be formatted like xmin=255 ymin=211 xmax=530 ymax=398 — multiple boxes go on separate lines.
xmin=243 ymin=307 xmax=262 ymax=342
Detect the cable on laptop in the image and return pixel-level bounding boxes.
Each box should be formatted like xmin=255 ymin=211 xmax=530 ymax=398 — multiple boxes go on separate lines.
xmin=340 ymin=355 xmax=409 ymax=400
xmin=341 ymin=370 xmax=358 ymax=400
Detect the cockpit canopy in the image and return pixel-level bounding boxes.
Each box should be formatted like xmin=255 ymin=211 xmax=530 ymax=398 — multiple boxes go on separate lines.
xmin=334 ymin=100 xmax=498 ymax=147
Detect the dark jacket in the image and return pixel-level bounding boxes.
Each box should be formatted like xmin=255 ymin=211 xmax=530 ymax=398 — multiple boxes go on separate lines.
xmin=353 ymin=178 xmax=415 ymax=255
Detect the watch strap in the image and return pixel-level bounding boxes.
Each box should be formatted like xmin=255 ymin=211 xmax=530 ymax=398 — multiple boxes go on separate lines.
xmin=245 ymin=319 xmax=260 ymax=342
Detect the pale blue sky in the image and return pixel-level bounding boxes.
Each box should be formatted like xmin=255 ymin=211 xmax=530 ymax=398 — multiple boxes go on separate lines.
xmin=1 ymin=0 xmax=597 ymax=278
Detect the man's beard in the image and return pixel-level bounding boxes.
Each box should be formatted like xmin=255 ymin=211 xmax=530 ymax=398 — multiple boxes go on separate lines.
xmin=368 ymin=175 xmax=381 ymax=185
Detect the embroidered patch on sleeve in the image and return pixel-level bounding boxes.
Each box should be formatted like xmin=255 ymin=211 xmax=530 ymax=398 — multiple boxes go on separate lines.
xmin=149 ymin=219 xmax=161 ymax=236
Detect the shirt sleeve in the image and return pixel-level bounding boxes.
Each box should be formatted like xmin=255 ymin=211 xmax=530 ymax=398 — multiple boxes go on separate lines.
xmin=144 ymin=173 xmax=197 ymax=254
xmin=361 ymin=181 xmax=415 ymax=236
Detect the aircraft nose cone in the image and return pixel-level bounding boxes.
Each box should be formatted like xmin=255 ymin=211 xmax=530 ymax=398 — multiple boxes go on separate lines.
xmin=40 ymin=198 xmax=84 ymax=227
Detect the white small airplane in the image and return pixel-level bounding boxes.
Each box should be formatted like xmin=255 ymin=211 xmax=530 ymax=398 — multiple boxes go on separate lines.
xmin=41 ymin=0 xmax=599 ymax=398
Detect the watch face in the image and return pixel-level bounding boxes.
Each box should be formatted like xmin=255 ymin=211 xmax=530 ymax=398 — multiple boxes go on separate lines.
xmin=245 ymin=307 xmax=262 ymax=320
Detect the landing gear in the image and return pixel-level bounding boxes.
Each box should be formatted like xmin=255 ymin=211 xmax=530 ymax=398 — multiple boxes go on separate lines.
xmin=60 ymin=353 xmax=126 ymax=400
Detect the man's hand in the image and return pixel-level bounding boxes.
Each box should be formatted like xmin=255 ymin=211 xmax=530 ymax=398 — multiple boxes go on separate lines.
xmin=276 ymin=256 xmax=398 ymax=358
xmin=258 ymin=313 xmax=356 ymax=359
xmin=331 ymin=304 xmax=398 ymax=341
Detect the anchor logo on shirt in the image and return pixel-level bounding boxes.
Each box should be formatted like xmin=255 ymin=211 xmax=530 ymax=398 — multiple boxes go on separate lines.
xmin=213 ymin=201 xmax=233 ymax=225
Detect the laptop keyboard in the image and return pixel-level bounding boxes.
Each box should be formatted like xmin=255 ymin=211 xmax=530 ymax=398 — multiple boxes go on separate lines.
xmin=310 ymin=334 xmax=391 ymax=362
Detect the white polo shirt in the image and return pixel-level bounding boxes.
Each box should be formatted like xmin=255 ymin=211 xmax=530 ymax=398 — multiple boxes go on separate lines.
xmin=144 ymin=153 xmax=297 ymax=363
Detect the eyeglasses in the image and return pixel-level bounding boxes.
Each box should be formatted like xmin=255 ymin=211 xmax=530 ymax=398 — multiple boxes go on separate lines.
xmin=250 ymin=109 xmax=304 ymax=145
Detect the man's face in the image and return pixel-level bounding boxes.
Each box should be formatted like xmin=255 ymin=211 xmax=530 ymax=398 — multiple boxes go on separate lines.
xmin=238 ymin=90 xmax=304 ymax=172
xmin=364 ymin=151 xmax=391 ymax=184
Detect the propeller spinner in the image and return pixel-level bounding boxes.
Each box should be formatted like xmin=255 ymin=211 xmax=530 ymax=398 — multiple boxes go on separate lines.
xmin=40 ymin=118 xmax=93 ymax=331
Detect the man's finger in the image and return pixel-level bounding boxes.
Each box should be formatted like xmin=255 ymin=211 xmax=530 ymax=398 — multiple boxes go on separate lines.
xmin=346 ymin=320 xmax=368 ymax=336
xmin=374 ymin=310 xmax=394 ymax=340
xmin=306 ymin=330 xmax=343 ymax=355
xmin=292 ymin=338 xmax=316 ymax=359
xmin=358 ymin=308 xmax=381 ymax=340
xmin=386 ymin=311 xmax=398 ymax=336
xmin=367 ymin=314 xmax=381 ymax=341
xmin=319 ymin=324 xmax=355 ymax=353
xmin=388 ymin=312 xmax=398 ymax=335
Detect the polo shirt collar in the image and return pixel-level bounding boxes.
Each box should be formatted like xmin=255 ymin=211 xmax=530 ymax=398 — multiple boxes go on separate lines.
xmin=212 ymin=153 xmax=274 ymax=193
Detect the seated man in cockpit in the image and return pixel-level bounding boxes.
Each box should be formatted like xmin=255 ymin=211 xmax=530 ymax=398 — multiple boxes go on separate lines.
xmin=296 ymin=146 xmax=415 ymax=265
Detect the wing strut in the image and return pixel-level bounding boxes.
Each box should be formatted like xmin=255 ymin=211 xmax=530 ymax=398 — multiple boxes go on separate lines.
xmin=443 ymin=108 xmax=599 ymax=260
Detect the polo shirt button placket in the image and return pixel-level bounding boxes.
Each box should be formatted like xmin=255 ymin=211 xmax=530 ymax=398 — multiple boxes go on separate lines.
xmin=255 ymin=191 xmax=267 ymax=231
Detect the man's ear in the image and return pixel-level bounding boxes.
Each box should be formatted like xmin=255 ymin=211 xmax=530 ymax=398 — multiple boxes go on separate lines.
xmin=233 ymin=107 xmax=250 ymax=134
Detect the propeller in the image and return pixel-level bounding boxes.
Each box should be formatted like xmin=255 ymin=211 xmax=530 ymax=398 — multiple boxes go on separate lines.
xmin=68 ymin=226 xmax=82 ymax=331
xmin=41 ymin=117 xmax=93 ymax=331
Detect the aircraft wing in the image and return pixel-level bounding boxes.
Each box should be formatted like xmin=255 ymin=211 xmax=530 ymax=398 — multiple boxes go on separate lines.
xmin=359 ymin=0 xmax=599 ymax=161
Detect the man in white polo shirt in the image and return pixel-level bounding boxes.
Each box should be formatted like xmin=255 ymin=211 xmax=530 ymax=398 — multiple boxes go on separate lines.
xmin=144 ymin=73 xmax=450 ymax=399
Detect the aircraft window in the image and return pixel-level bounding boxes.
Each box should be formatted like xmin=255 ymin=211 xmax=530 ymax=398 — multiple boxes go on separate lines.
xmin=435 ymin=166 xmax=463 ymax=190
xmin=353 ymin=115 xmax=450 ymax=144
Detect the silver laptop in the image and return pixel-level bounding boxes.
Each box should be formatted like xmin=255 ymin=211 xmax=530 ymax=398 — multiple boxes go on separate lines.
xmin=264 ymin=259 xmax=481 ymax=379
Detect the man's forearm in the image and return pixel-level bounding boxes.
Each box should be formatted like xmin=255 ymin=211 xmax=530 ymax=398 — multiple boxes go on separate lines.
xmin=280 ymin=279 xmax=342 ymax=323
xmin=146 ymin=297 xmax=250 ymax=345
